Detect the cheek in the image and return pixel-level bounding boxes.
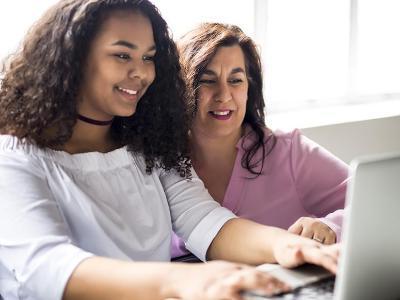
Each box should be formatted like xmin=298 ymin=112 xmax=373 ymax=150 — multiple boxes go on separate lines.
xmin=194 ymin=99 xmax=209 ymax=125
xmin=197 ymin=89 xmax=211 ymax=109
xmin=89 ymin=64 xmax=117 ymax=94
xmin=197 ymin=98 xmax=210 ymax=117
xmin=235 ymin=89 xmax=248 ymax=109
xmin=94 ymin=60 xmax=113 ymax=78
xmin=82 ymin=71 xmax=105 ymax=100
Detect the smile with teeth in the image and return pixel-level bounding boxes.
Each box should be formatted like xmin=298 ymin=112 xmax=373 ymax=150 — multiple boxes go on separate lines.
xmin=210 ymin=110 xmax=231 ymax=116
xmin=117 ymin=86 xmax=138 ymax=95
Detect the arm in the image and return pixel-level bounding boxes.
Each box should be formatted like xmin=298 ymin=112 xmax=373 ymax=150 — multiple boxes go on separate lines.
xmin=64 ymin=258 xmax=179 ymax=300
xmin=64 ymin=257 xmax=289 ymax=300
xmin=208 ymin=218 xmax=339 ymax=274
xmin=160 ymin=168 xmax=237 ymax=261
xmin=207 ymin=218 xmax=279 ymax=264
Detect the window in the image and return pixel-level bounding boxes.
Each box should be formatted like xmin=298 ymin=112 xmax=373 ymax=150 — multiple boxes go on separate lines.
xmin=151 ymin=0 xmax=255 ymax=40
xmin=355 ymin=0 xmax=400 ymax=96
xmin=259 ymin=0 xmax=350 ymax=112
xmin=1 ymin=0 xmax=399 ymax=119
xmin=156 ymin=0 xmax=400 ymax=115
xmin=0 ymin=0 xmax=59 ymax=61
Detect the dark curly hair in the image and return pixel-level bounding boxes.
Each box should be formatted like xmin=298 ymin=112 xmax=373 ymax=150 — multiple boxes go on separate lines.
xmin=177 ymin=23 xmax=276 ymax=176
xmin=0 ymin=0 xmax=191 ymax=177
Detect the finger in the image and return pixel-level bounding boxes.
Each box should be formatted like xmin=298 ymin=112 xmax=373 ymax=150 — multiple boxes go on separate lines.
xmin=312 ymin=228 xmax=328 ymax=244
xmin=323 ymin=243 xmax=341 ymax=259
xmin=312 ymin=224 xmax=336 ymax=245
xmin=277 ymin=245 xmax=307 ymax=268
xmin=288 ymin=221 xmax=303 ymax=235
xmin=200 ymin=262 xmax=263 ymax=300
xmin=323 ymin=232 xmax=336 ymax=245
xmin=300 ymin=226 xmax=314 ymax=239
xmin=235 ymin=270 xmax=289 ymax=295
xmin=217 ymin=270 xmax=291 ymax=299
xmin=299 ymin=245 xmax=338 ymax=274
xmin=312 ymin=234 xmax=325 ymax=244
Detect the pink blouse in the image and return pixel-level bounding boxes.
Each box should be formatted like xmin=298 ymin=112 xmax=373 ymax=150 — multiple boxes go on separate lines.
xmin=172 ymin=128 xmax=348 ymax=258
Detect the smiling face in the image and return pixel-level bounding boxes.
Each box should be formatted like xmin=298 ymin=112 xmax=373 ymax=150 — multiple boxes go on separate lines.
xmin=193 ymin=45 xmax=248 ymax=139
xmin=78 ymin=10 xmax=156 ymax=120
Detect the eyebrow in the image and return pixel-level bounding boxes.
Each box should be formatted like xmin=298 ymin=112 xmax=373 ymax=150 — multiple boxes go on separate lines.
xmin=202 ymin=67 xmax=246 ymax=76
xmin=111 ymin=40 xmax=156 ymax=52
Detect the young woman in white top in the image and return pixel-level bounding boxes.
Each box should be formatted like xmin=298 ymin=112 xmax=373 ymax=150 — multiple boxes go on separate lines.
xmin=0 ymin=1 xmax=339 ymax=299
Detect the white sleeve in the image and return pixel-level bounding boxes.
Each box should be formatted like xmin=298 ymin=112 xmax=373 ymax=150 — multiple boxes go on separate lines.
xmin=160 ymin=168 xmax=237 ymax=261
xmin=0 ymin=152 xmax=93 ymax=300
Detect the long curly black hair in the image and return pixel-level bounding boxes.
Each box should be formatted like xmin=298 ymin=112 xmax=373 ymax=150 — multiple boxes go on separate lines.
xmin=0 ymin=0 xmax=191 ymax=177
xmin=177 ymin=23 xmax=276 ymax=176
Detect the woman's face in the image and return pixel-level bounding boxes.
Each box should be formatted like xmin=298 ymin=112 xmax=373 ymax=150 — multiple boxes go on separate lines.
xmin=193 ymin=45 xmax=248 ymax=139
xmin=78 ymin=10 xmax=156 ymax=120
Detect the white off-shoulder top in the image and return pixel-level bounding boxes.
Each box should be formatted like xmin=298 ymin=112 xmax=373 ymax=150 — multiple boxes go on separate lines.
xmin=0 ymin=135 xmax=235 ymax=300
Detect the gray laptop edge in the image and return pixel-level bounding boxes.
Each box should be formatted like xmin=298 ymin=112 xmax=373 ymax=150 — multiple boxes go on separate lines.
xmin=334 ymin=152 xmax=400 ymax=300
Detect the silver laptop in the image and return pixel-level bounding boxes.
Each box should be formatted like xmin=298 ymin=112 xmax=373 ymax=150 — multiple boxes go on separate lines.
xmin=245 ymin=152 xmax=400 ymax=300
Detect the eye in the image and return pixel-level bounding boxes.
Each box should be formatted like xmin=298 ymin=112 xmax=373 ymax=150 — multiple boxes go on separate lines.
xmin=143 ymin=55 xmax=155 ymax=62
xmin=113 ymin=53 xmax=131 ymax=61
xmin=229 ymin=78 xmax=243 ymax=84
xmin=199 ymin=79 xmax=215 ymax=84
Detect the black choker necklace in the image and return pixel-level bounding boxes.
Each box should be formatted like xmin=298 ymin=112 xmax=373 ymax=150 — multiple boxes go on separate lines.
xmin=77 ymin=114 xmax=114 ymax=126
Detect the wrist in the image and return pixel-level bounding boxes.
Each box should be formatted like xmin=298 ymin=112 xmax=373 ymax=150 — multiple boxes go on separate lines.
xmin=269 ymin=227 xmax=294 ymax=263
xmin=159 ymin=263 xmax=187 ymax=299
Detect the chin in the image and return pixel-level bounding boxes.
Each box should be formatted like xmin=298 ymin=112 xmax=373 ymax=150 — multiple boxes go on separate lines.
xmin=114 ymin=108 xmax=137 ymax=118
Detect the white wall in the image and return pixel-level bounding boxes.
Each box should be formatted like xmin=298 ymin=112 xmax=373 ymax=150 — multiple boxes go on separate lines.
xmin=301 ymin=115 xmax=400 ymax=164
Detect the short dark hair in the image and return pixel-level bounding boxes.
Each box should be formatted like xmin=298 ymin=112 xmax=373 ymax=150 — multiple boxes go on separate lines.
xmin=0 ymin=0 xmax=191 ymax=177
xmin=178 ymin=23 xmax=275 ymax=176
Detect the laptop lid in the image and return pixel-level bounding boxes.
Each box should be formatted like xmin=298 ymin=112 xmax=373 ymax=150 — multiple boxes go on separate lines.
xmin=334 ymin=152 xmax=400 ymax=300
xmin=244 ymin=153 xmax=400 ymax=300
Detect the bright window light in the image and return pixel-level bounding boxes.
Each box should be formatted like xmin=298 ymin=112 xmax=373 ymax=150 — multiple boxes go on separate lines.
xmin=262 ymin=0 xmax=350 ymax=111
xmin=151 ymin=0 xmax=255 ymax=40
xmin=1 ymin=0 xmax=399 ymax=118
xmin=355 ymin=0 xmax=400 ymax=95
xmin=0 ymin=0 xmax=59 ymax=60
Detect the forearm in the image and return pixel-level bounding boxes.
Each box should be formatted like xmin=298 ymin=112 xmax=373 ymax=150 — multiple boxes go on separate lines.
xmin=207 ymin=218 xmax=288 ymax=265
xmin=63 ymin=256 xmax=182 ymax=300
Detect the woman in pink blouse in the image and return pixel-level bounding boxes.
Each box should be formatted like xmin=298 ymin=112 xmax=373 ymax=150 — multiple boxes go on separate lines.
xmin=172 ymin=23 xmax=347 ymax=259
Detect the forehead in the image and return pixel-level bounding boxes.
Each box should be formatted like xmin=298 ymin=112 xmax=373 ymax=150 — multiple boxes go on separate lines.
xmin=207 ymin=45 xmax=246 ymax=69
xmin=93 ymin=10 xmax=155 ymax=47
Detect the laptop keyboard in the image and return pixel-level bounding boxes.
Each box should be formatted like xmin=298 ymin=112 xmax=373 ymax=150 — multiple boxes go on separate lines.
xmin=244 ymin=277 xmax=334 ymax=300
xmin=282 ymin=277 xmax=335 ymax=299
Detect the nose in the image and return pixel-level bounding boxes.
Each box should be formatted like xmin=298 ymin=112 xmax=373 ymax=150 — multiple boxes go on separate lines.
xmin=214 ymin=81 xmax=232 ymax=103
xmin=128 ymin=60 xmax=146 ymax=80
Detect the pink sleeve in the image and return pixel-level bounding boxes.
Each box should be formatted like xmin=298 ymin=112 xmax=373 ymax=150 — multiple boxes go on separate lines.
xmin=171 ymin=232 xmax=190 ymax=258
xmin=289 ymin=129 xmax=349 ymax=242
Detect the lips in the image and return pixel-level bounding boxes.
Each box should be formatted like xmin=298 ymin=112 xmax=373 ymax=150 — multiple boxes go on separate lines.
xmin=117 ymin=86 xmax=138 ymax=95
xmin=115 ymin=85 xmax=139 ymax=102
xmin=208 ymin=110 xmax=233 ymax=120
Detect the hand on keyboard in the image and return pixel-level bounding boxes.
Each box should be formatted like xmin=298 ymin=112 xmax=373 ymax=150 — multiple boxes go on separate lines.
xmin=272 ymin=235 xmax=340 ymax=274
